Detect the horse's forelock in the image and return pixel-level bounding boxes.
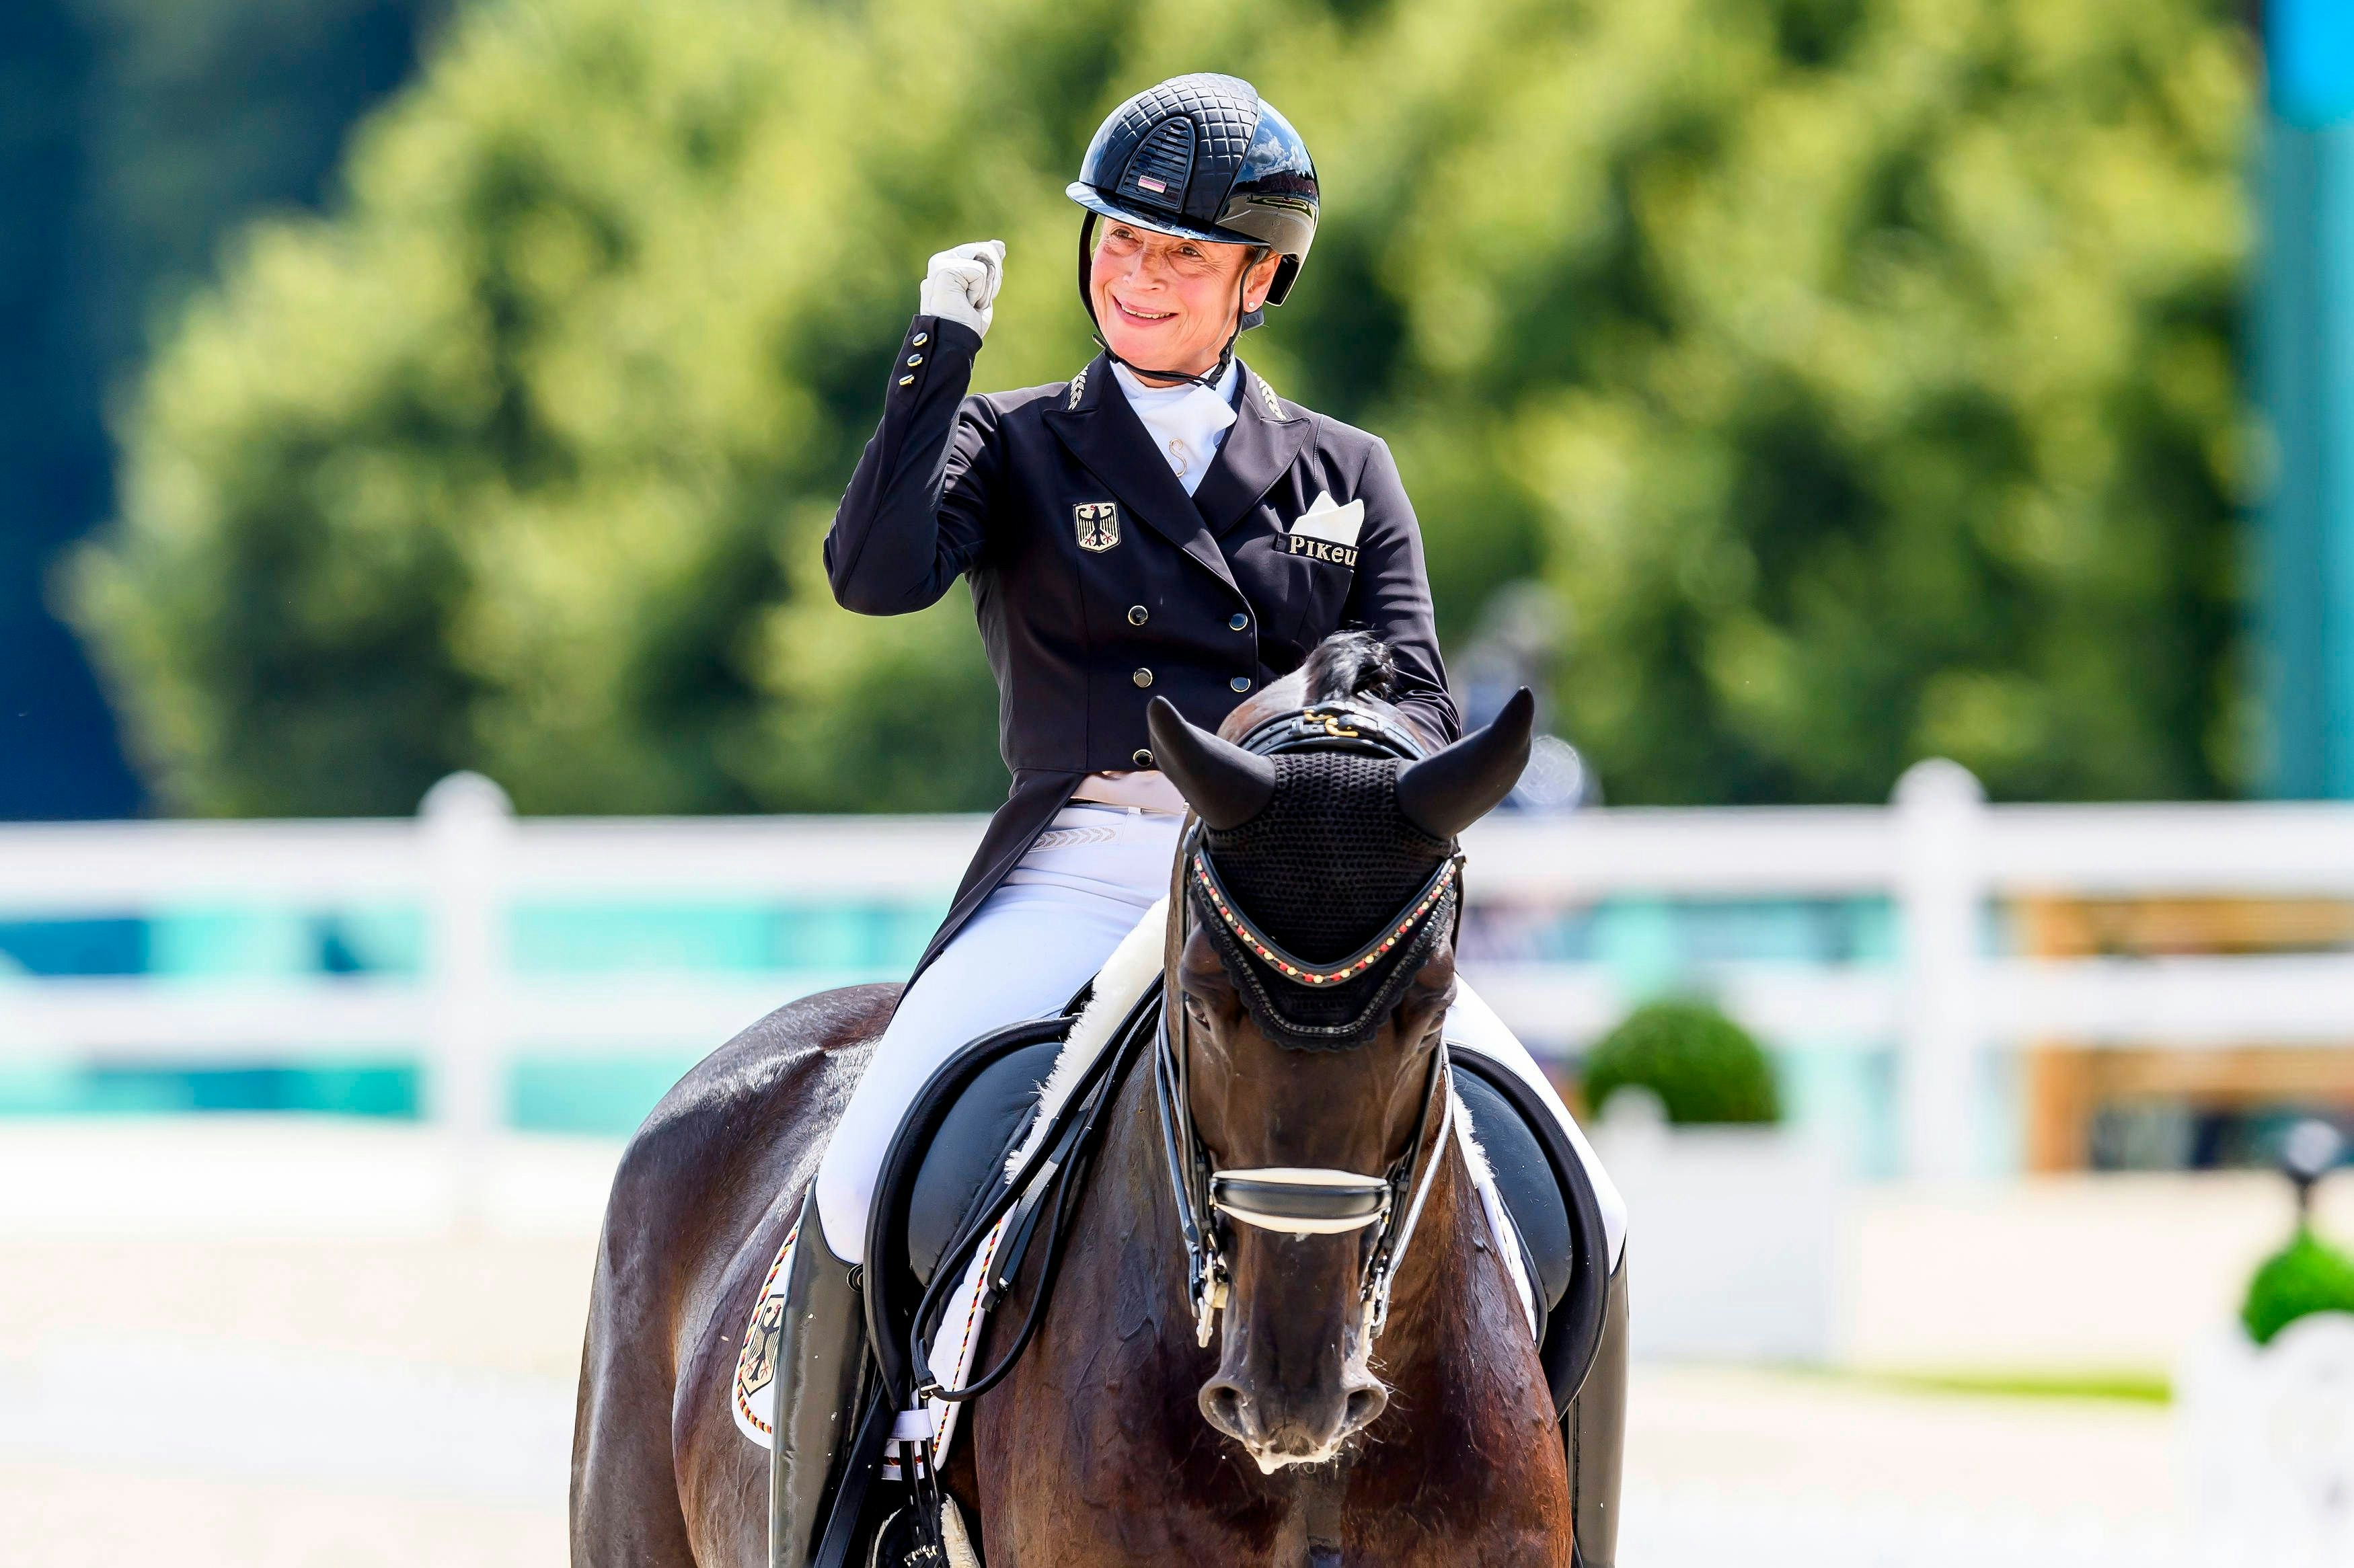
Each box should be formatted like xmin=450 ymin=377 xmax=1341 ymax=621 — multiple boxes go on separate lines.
xmin=1301 ymin=631 xmax=1397 ymax=706
xmin=1219 ymin=633 xmax=1414 ymax=746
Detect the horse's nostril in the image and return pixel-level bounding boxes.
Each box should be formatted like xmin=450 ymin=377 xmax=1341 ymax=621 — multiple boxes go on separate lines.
xmin=1342 ymin=1382 xmax=1387 ymax=1433
xmin=1199 ymin=1379 xmax=1251 ymax=1439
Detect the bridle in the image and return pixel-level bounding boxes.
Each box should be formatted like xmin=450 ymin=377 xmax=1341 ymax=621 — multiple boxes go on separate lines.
xmin=1154 ymin=703 xmax=1466 ymax=1351
xmin=1155 ymin=1002 xmax=1452 ymax=1350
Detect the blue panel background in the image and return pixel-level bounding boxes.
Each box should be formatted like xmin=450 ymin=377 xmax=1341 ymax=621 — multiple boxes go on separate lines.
xmin=2273 ymin=0 xmax=2354 ymax=129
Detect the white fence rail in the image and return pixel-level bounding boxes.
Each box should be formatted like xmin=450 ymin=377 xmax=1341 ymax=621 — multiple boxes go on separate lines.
xmin=7 ymin=760 xmax=2354 ymax=1177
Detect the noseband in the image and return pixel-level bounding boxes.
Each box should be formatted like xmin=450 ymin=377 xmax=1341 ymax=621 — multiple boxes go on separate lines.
xmin=1156 ymin=703 xmax=1464 ymax=1350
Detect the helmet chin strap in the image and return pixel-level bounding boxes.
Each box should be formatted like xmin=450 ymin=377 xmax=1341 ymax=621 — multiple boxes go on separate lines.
xmin=1078 ymin=213 xmax=1260 ymax=392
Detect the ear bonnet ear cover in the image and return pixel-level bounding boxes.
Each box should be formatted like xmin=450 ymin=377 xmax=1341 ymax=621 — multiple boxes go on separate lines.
xmin=1149 ymin=697 xmax=1274 ymax=829
xmin=1394 ymin=688 xmax=1535 ymax=840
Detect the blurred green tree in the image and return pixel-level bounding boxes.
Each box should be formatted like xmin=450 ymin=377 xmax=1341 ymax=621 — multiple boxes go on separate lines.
xmin=1299 ymin=0 xmax=2254 ymax=803
xmin=69 ymin=0 xmax=2252 ymax=814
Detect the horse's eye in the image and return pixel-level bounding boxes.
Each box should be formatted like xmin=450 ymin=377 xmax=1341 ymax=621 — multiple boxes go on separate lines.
xmin=1183 ymin=992 xmax=1213 ymax=1025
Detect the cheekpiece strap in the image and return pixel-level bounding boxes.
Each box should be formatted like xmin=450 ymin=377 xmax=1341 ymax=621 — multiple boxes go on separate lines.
xmin=1191 ymin=849 xmax=1458 ymax=988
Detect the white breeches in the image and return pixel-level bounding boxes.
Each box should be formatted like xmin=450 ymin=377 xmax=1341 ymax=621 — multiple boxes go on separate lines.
xmin=814 ymin=803 xmax=1628 ymax=1271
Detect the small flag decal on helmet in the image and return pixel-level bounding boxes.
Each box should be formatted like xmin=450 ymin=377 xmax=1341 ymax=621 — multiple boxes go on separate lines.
xmin=1137 ymin=175 xmax=1168 ymax=193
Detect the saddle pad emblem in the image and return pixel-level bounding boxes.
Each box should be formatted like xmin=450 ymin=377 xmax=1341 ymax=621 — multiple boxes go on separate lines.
xmin=739 ymin=1295 xmax=784 ymax=1399
xmin=1074 ymin=501 xmax=1122 ymax=553
xmin=730 ymin=1216 xmax=799 ymax=1444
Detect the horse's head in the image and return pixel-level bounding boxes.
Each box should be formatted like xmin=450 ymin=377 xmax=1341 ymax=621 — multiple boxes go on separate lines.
xmin=1144 ymin=635 xmax=1532 ymax=1473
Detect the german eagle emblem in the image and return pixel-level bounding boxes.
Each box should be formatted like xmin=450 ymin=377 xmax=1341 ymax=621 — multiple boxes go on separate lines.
xmin=1074 ymin=502 xmax=1121 ymax=553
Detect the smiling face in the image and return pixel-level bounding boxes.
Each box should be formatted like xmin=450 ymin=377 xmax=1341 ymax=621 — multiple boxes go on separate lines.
xmin=1090 ymin=221 xmax=1283 ymax=383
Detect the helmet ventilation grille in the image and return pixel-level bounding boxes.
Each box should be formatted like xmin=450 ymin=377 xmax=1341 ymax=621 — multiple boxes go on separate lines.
xmin=1119 ymin=121 xmax=1195 ymax=212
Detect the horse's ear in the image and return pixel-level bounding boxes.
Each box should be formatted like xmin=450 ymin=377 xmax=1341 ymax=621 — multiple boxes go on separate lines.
xmin=1395 ymin=688 xmax=1534 ymax=839
xmin=1147 ymin=697 xmax=1275 ymax=829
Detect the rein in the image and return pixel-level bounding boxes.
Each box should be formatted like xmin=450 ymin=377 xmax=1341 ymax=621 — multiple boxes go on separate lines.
xmin=1154 ymin=701 xmax=1464 ymax=1351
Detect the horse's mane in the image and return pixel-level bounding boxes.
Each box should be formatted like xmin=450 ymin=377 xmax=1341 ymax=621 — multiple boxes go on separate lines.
xmin=1299 ymin=630 xmax=1397 ymax=706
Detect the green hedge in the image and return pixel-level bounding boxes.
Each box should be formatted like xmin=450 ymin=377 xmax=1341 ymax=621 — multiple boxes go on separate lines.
xmin=2242 ymin=1227 xmax=2354 ymax=1347
xmin=1581 ymin=998 xmax=1782 ymax=1126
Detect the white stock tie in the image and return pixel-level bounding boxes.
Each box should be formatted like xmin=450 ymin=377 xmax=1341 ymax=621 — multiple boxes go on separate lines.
xmin=1111 ymin=360 xmax=1240 ymax=497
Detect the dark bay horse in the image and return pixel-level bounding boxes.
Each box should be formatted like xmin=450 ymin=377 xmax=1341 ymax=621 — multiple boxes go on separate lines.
xmin=573 ymin=638 xmax=1573 ymax=1566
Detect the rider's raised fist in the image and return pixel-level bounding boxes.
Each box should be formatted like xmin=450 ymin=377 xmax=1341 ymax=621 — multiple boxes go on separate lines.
xmin=919 ymin=240 xmax=1005 ymax=342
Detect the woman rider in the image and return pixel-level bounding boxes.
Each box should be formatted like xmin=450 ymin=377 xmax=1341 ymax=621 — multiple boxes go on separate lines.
xmin=770 ymin=73 xmax=1629 ymax=1567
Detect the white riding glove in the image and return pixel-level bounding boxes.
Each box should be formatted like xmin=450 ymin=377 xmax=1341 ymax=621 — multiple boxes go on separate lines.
xmin=918 ymin=239 xmax=1005 ymax=342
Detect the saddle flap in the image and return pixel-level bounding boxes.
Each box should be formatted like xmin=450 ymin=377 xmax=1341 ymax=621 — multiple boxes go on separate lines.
xmin=1453 ymin=1071 xmax=1574 ymax=1315
xmin=1450 ymin=1048 xmax=1612 ymax=1421
xmin=905 ymin=1039 xmax=1065 ymax=1287
xmin=866 ymin=1015 xmax=1075 ymax=1407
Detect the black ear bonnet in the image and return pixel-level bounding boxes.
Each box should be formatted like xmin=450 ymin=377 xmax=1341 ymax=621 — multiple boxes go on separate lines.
xmin=1185 ymin=703 xmax=1461 ymax=1051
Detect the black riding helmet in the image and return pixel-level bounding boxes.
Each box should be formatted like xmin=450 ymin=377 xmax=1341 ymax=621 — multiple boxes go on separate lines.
xmin=1067 ymin=73 xmax=1319 ymax=386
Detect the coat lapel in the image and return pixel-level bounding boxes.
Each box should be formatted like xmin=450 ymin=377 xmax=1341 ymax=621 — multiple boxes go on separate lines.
xmin=1192 ymin=362 xmax=1309 ymax=537
xmin=1042 ymin=355 xmax=1237 ymax=595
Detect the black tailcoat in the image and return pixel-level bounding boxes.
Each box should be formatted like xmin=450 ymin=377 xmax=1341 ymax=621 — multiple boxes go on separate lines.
xmin=826 ymin=315 xmax=1459 ymax=978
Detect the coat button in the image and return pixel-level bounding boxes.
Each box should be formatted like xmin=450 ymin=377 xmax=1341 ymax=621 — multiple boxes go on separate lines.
xmin=1228 ymin=613 xmax=1249 ymax=631
xmin=907 ymin=354 xmax=923 ymax=366
xmin=897 ymin=375 xmax=915 ymax=386
xmin=1133 ymin=668 xmax=1154 ymax=688
xmin=911 ymin=332 xmax=928 ymax=346
xmin=1128 ymin=605 xmax=1148 ymax=626
xmin=1133 ymin=748 xmax=1154 ymax=768
xmin=1230 ymin=676 xmax=1252 ymax=693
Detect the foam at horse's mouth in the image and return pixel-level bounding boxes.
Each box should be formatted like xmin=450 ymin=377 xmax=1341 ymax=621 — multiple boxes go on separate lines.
xmin=1222 ymin=1384 xmax=1384 ymax=1474
xmin=1246 ymin=1436 xmax=1351 ymax=1475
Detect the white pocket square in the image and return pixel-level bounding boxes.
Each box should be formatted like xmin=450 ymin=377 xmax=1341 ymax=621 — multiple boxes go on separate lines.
xmin=1289 ymin=493 xmax=1365 ymax=547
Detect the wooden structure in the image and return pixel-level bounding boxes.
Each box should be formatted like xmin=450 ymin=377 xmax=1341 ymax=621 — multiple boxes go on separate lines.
xmin=2018 ymin=897 xmax=2354 ymax=1171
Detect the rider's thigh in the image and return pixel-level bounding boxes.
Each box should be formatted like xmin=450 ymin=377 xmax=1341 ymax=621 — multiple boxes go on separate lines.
xmin=1446 ymin=978 xmax=1630 ymax=1267
xmin=814 ymin=812 xmax=1178 ymax=1260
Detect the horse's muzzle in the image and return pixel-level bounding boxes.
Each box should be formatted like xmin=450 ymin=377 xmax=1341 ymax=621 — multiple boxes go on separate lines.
xmin=1198 ymin=1362 xmax=1388 ymax=1473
